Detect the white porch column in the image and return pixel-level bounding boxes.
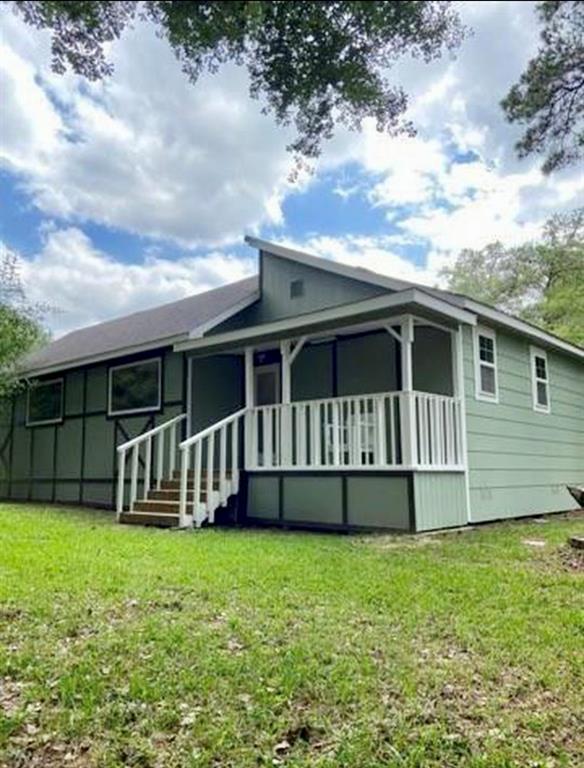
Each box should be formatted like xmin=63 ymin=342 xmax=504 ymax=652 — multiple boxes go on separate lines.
xmin=452 ymin=325 xmax=472 ymax=521
xmin=280 ymin=340 xmax=292 ymax=404
xmin=280 ymin=340 xmax=292 ymax=465
xmin=400 ymin=316 xmax=416 ymax=467
xmin=244 ymin=347 xmax=254 ymax=468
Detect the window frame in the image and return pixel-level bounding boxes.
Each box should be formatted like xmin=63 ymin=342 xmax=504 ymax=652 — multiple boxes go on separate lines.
xmin=530 ymin=346 xmax=551 ymax=414
xmin=290 ymin=278 xmax=304 ymax=299
xmin=26 ymin=377 xmax=64 ymax=427
xmin=474 ymin=326 xmax=499 ymax=403
xmin=107 ymin=357 xmax=162 ymax=417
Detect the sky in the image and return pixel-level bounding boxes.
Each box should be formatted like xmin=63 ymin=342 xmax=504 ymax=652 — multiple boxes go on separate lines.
xmin=1 ymin=1 xmax=583 ymax=338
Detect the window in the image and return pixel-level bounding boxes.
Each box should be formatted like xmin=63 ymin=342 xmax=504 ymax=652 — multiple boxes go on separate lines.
xmin=475 ymin=327 xmax=498 ymax=401
xmin=530 ymin=347 xmax=550 ymax=413
xmin=108 ymin=358 xmax=161 ymax=416
xmin=290 ymin=279 xmax=304 ymax=299
xmin=27 ymin=379 xmax=63 ymax=426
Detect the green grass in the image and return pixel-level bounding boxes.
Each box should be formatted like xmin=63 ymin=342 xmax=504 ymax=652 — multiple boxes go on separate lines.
xmin=0 ymin=505 xmax=583 ymax=767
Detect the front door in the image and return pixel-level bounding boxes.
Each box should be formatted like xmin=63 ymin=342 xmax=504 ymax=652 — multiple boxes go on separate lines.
xmin=254 ymin=363 xmax=281 ymax=406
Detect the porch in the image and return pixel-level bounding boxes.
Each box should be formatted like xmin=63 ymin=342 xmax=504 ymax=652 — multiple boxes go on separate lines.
xmin=116 ymin=311 xmax=470 ymax=530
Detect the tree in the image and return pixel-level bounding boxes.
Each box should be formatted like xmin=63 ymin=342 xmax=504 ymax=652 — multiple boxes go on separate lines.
xmin=0 ymin=248 xmax=47 ymax=398
xmin=12 ymin=1 xmax=464 ymax=166
xmin=501 ymin=1 xmax=584 ymax=174
xmin=441 ymin=208 xmax=584 ymax=346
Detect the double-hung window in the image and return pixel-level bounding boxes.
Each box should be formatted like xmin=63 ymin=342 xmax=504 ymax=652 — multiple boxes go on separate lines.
xmin=530 ymin=347 xmax=550 ymax=413
xmin=108 ymin=358 xmax=161 ymax=416
xmin=475 ymin=327 xmax=498 ymax=402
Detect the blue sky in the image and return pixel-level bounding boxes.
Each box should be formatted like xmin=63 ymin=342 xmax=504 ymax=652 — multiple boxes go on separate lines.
xmin=1 ymin=1 xmax=582 ymax=336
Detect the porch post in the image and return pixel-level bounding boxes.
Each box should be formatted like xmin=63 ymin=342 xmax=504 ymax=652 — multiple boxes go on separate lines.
xmin=400 ymin=316 xmax=416 ymax=468
xmin=452 ymin=325 xmax=472 ymax=521
xmin=280 ymin=340 xmax=292 ymax=465
xmin=244 ymin=347 xmax=254 ymax=468
xmin=281 ymin=340 xmax=292 ymax=404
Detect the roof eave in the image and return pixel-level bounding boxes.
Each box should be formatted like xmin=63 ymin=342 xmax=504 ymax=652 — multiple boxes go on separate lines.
xmin=19 ymin=332 xmax=190 ymax=378
xmin=464 ymin=300 xmax=584 ymax=361
xmin=188 ymin=289 xmax=261 ymax=338
xmin=174 ymin=288 xmax=476 ymax=355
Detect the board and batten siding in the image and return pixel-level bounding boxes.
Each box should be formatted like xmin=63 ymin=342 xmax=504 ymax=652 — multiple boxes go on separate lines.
xmin=462 ymin=325 xmax=584 ymax=522
xmin=0 ymin=348 xmax=186 ymax=509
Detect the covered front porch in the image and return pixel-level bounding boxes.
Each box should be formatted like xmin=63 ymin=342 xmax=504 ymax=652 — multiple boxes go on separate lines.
xmin=117 ymin=293 xmax=474 ymax=530
xmin=241 ymin=315 xmax=465 ymax=473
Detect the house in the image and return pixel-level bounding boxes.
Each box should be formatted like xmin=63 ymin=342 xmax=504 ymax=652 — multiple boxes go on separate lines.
xmin=1 ymin=238 xmax=583 ymax=532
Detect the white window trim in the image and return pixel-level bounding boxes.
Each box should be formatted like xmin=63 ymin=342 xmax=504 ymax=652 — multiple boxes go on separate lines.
xmin=108 ymin=357 xmax=162 ymax=417
xmin=26 ymin=377 xmax=64 ymax=426
xmin=530 ymin=346 xmax=551 ymax=413
xmin=474 ymin=326 xmax=499 ymax=403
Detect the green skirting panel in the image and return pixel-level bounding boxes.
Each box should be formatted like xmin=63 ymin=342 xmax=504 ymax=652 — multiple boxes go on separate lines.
xmin=414 ymin=472 xmax=468 ymax=532
xmin=246 ymin=473 xmax=413 ymax=530
xmin=283 ymin=476 xmax=343 ymax=525
xmin=346 ymin=476 xmax=410 ymax=529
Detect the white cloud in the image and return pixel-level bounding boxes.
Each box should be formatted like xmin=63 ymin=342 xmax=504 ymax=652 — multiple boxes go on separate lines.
xmin=0 ymin=10 xmax=296 ymax=247
xmin=1 ymin=0 xmax=583 ymax=328
xmin=282 ymin=234 xmax=439 ymax=287
xmin=15 ymin=228 xmax=256 ymax=336
xmin=319 ymin=0 xmax=583 ymax=265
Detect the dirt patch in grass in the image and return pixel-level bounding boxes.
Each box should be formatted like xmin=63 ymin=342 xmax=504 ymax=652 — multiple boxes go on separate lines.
xmin=557 ymin=543 xmax=584 ymax=572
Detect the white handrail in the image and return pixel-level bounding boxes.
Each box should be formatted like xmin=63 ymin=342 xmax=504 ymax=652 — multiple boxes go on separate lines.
xmin=178 ymin=407 xmax=248 ymax=528
xmin=179 ymin=407 xmax=247 ymax=449
xmin=116 ymin=413 xmax=186 ymax=452
xmin=116 ymin=413 xmax=186 ymax=518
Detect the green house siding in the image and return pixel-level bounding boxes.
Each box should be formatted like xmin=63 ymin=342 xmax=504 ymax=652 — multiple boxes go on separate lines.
xmin=462 ymin=326 xmax=584 ymax=522
xmin=190 ymin=354 xmax=244 ymax=435
xmin=212 ymin=250 xmax=387 ymax=333
xmin=414 ymin=472 xmax=467 ymax=531
xmin=0 ymin=348 xmax=187 ymax=509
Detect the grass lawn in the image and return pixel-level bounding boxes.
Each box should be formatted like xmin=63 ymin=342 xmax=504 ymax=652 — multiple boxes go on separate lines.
xmin=0 ymin=505 xmax=583 ymax=768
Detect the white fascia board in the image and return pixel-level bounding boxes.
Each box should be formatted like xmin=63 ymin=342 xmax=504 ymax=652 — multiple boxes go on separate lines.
xmin=19 ymin=333 xmax=188 ymax=379
xmin=244 ymin=235 xmax=414 ymax=293
xmin=463 ymin=299 xmax=584 ymax=361
xmin=174 ymin=288 xmax=476 ymax=354
xmin=188 ymin=290 xmax=260 ymax=338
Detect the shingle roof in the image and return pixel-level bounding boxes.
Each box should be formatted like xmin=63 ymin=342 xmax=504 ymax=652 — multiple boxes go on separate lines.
xmin=22 ymin=276 xmax=259 ymax=375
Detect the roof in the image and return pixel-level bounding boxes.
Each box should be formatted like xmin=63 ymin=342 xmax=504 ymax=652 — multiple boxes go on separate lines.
xmin=21 ymin=236 xmax=584 ymax=376
xmin=244 ymin=237 xmax=584 ymax=361
xmin=22 ymin=276 xmax=259 ymax=376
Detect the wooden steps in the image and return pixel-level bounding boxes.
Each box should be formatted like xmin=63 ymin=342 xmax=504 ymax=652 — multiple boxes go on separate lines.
xmin=119 ymin=510 xmax=179 ymax=527
xmin=119 ymin=468 xmax=237 ymax=527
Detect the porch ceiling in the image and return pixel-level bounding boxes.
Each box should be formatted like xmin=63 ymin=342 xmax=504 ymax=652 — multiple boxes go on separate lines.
xmin=174 ymin=288 xmax=476 ymax=356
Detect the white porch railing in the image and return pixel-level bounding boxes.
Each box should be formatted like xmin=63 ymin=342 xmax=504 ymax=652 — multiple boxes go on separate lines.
xmin=248 ymin=391 xmax=463 ymax=471
xmin=116 ymin=413 xmax=186 ymax=518
xmin=178 ymin=407 xmax=247 ymax=528
xmin=413 ymin=392 xmax=463 ymax=469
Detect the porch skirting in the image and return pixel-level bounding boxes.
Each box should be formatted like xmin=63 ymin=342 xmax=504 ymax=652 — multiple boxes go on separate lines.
xmin=244 ymin=470 xmax=467 ymax=533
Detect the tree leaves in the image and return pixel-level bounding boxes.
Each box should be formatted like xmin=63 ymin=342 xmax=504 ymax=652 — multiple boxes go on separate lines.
xmin=501 ymin=1 xmax=584 ymax=174
xmin=0 ymin=247 xmax=47 ymax=398
xmin=12 ymin=1 xmax=465 ymax=165
xmin=441 ymin=208 xmax=584 ymax=345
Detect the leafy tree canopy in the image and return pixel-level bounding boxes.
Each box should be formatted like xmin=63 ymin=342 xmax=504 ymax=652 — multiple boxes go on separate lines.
xmin=0 ymin=248 xmax=47 ymax=399
xmin=12 ymin=1 xmax=464 ymax=166
xmin=502 ymin=1 xmax=584 ymax=174
xmin=441 ymin=208 xmax=584 ymax=346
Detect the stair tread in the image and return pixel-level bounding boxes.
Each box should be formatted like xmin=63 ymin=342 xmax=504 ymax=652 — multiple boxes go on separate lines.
xmin=125 ymin=510 xmax=179 ymax=517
